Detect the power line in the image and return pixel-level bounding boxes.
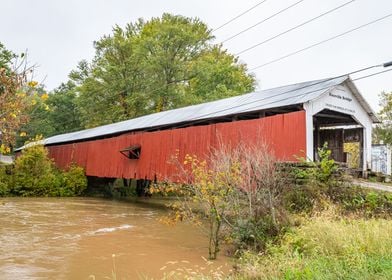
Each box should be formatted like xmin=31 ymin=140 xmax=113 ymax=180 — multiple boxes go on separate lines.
xmin=237 ymin=68 xmax=392 ymax=115
xmin=250 ymin=12 xmax=392 ymax=71
xmin=31 ymin=61 xmax=391 ymax=141
xmin=352 ymin=68 xmax=392 ymax=81
xmin=119 ymin=0 xmax=355 ymax=114
xmin=235 ymin=0 xmax=356 ymax=56
xmin=213 ymin=0 xmax=268 ymax=32
xmin=170 ymin=69 xmax=391 ymax=130
xmin=147 ymin=61 xmax=391 ymax=131
xmin=222 ymin=0 xmax=306 ymax=43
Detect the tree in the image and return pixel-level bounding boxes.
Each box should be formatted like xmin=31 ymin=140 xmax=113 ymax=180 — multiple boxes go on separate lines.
xmin=0 ymin=42 xmax=37 ymax=153
xmin=151 ymin=150 xmax=242 ymax=260
xmin=151 ymin=143 xmax=290 ymax=259
xmin=71 ymin=14 xmax=256 ymax=128
xmin=374 ymin=91 xmax=392 ymax=144
xmin=47 ymin=81 xmax=82 ymax=135
xmin=16 ymin=81 xmax=82 ymax=147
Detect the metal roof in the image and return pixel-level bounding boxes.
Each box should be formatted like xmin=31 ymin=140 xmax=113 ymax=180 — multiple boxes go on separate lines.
xmin=16 ymin=75 xmax=378 ymax=149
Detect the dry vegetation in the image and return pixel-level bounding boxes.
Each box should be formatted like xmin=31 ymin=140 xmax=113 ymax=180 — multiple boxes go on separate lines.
xmin=151 ymin=143 xmax=392 ymax=279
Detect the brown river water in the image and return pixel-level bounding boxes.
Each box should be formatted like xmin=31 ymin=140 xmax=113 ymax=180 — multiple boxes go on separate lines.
xmin=0 ymin=197 xmax=231 ymax=279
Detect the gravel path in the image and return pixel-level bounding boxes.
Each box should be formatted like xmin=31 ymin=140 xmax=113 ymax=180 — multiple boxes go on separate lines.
xmin=353 ymin=180 xmax=392 ymax=193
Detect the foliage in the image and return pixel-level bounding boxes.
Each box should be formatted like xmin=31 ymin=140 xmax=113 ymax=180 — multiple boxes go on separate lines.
xmin=228 ymin=144 xmax=291 ymax=252
xmin=60 ymin=164 xmax=88 ymax=196
xmin=16 ymin=81 xmax=82 ymax=147
xmin=4 ymin=141 xmax=87 ymax=197
xmin=0 ymin=42 xmax=39 ymax=153
xmin=11 ymin=141 xmax=61 ymax=196
xmin=233 ymin=216 xmax=392 ymax=280
xmin=286 ymin=143 xmax=340 ymax=213
xmin=0 ymin=165 xmax=10 ymax=196
xmin=373 ymin=91 xmax=392 ymax=145
xmin=0 ymin=42 xmax=16 ymax=70
xmin=151 ymin=143 xmax=291 ymax=259
xmin=328 ymin=185 xmax=392 ymax=217
xmin=315 ymin=143 xmax=338 ymax=184
xmin=71 ymin=14 xmax=255 ymax=128
xmin=343 ymin=142 xmax=360 ymax=168
xmin=151 ymin=151 xmax=241 ymax=260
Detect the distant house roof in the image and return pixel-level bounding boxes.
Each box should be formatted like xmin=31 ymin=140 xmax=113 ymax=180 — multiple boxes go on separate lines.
xmin=16 ymin=75 xmax=378 ymax=149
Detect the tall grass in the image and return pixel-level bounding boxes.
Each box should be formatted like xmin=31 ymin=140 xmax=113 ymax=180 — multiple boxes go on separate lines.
xmin=234 ymin=215 xmax=392 ymax=280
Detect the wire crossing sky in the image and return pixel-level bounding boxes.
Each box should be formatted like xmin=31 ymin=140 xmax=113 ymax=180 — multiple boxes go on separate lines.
xmin=0 ymin=0 xmax=391 ymax=111
xmin=235 ymin=0 xmax=356 ymax=55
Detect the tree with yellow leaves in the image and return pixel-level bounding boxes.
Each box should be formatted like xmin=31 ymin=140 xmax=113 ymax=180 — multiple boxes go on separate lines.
xmin=0 ymin=42 xmax=38 ymax=154
xmin=151 ymin=143 xmax=290 ymax=259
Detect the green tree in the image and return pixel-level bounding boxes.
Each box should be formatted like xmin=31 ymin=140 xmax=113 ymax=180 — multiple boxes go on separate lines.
xmin=374 ymin=91 xmax=392 ymax=144
xmin=71 ymin=14 xmax=255 ymax=128
xmin=16 ymin=81 xmax=82 ymax=147
xmin=47 ymin=81 xmax=81 ymax=135
xmin=0 ymin=42 xmax=16 ymax=70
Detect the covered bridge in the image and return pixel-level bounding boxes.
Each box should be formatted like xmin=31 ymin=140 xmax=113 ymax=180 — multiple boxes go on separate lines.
xmin=17 ymin=75 xmax=378 ymax=181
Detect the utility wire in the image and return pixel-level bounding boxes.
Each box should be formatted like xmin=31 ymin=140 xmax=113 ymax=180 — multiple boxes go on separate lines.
xmin=352 ymin=68 xmax=392 ymax=81
xmin=169 ymin=68 xmax=391 ymax=130
xmin=250 ymin=12 xmax=392 ymax=71
xmin=213 ymin=0 xmax=268 ymax=32
xmin=235 ymin=0 xmax=356 ymax=56
xmin=222 ymin=0 xmax=306 ymax=43
xmin=146 ymin=61 xmax=391 ymax=131
xmin=234 ymin=68 xmax=392 ymax=116
xmin=32 ymin=61 xmax=391 ymax=142
xmin=57 ymin=0 xmax=350 ymax=131
xmin=41 ymin=2 xmax=372 ymax=131
xmin=135 ymin=0 xmax=356 ymax=115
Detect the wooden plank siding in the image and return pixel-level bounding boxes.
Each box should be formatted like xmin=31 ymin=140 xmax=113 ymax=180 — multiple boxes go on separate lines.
xmin=47 ymin=111 xmax=306 ymax=181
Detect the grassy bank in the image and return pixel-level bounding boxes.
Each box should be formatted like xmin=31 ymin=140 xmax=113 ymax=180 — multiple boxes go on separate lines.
xmin=233 ymin=214 xmax=392 ymax=280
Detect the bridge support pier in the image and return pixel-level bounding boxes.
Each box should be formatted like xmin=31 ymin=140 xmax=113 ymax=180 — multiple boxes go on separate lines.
xmin=136 ymin=179 xmax=151 ymax=197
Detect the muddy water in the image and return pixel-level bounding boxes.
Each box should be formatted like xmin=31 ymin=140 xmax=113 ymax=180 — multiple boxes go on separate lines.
xmin=0 ymin=198 xmax=230 ymax=279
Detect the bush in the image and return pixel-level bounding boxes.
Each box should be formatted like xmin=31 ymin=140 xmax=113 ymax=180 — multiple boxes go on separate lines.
xmin=0 ymin=166 xmax=11 ymax=196
xmin=11 ymin=144 xmax=61 ymax=196
xmin=152 ymin=143 xmax=292 ymax=258
xmin=60 ymin=165 xmax=88 ymax=196
xmin=328 ymin=185 xmax=392 ymax=217
xmin=6 ymin=144 xmax=87 ymax=197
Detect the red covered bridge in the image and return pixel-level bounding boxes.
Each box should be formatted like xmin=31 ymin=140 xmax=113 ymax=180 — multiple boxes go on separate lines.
xmin=47 ymin=111 xmax=305 ymax=180
xmin=17 ymin=76 xmax=377 ymax=186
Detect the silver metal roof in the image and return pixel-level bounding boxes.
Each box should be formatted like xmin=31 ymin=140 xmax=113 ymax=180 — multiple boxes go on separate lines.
xmin=17 ymin=75 xmax=378 ymax=149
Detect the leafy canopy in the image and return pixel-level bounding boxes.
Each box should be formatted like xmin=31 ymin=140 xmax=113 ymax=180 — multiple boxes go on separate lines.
xmin=16 ymin=81 xmax=82 ymax=147
xmin=71 ymin=13 xmax=256 ymax=128
xmin=374 ymin=91 xmax=392 ymax=144
xmin=0 ymin=42 xmax=39 ymax=153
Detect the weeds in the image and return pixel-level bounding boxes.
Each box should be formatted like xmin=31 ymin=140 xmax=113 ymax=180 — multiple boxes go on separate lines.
xmin=233 ymin=215 xmax=392 ymax=279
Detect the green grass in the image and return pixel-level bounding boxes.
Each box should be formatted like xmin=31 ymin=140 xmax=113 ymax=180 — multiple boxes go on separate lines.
xmin=233 ymin=216 xmax=392 ymax=280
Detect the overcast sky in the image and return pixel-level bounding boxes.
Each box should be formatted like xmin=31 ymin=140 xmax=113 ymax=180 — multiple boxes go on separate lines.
xmin=1 ymin=0 xmax=391 ymax=110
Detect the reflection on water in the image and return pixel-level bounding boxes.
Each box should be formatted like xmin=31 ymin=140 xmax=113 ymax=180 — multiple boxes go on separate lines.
xmin=0 ymin=197 xmax=230 ymax=279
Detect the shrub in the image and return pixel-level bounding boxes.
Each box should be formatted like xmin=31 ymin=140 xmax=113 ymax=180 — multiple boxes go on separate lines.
xmin=0 ymin=165 xmax=10 ymax=196
xmin=328 ymin=185 xmax=392 ymax=217
xmin=11 ymin=144 xmax=61 ymax=196
xmin=285 ymin=143 xmax=349 ymax=215
xmin=228 ymin=144 xmax=291 ymax=252
xmin=60 ymin=164 xmax=88 ymax=196
xmin=9 ymin=144 xmax=87 ymax=197
xmin=152 ymin=143 xmax=291 ymax=259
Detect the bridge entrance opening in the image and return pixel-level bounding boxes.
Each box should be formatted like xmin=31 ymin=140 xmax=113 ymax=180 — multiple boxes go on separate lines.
xmin=313 ymin=109 xmax=364 ymax=171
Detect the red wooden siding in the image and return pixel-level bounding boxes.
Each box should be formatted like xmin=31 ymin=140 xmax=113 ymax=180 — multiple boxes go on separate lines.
xmin=47 ymin=111 xmax=306 ymax=180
